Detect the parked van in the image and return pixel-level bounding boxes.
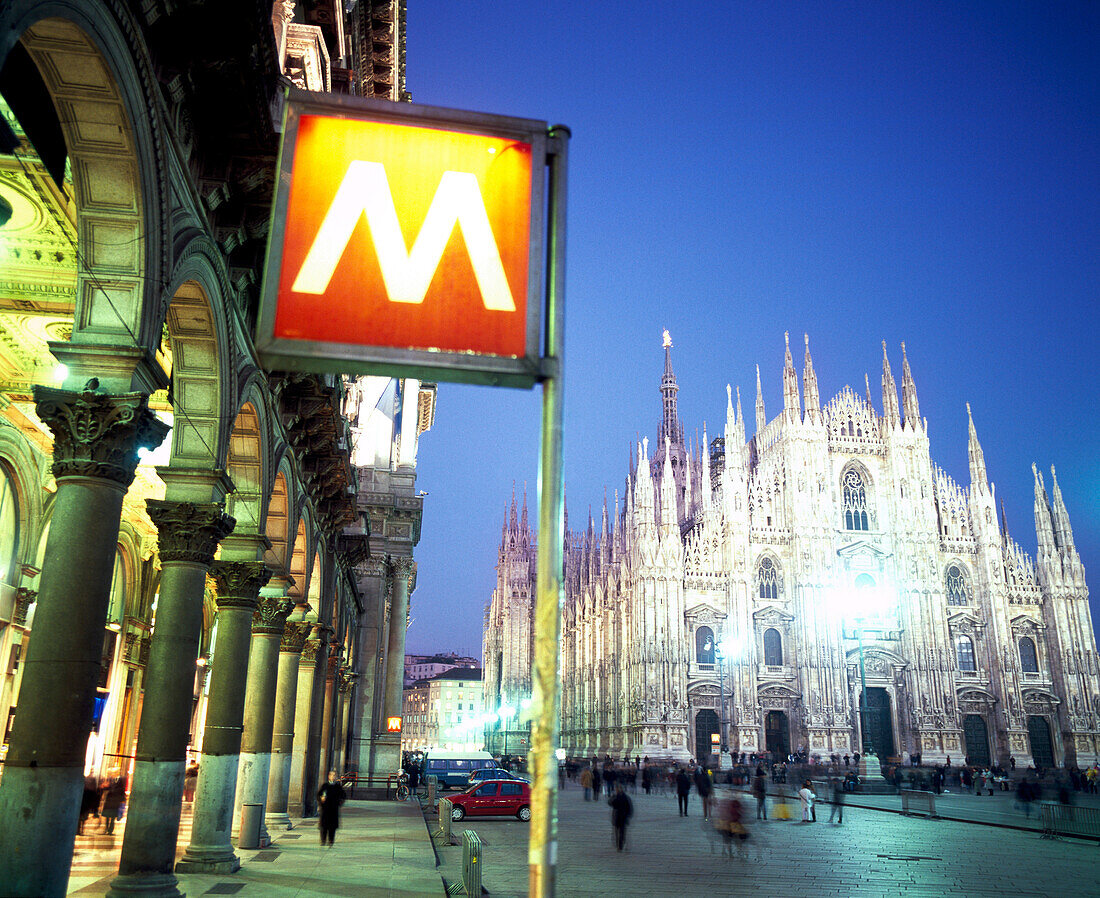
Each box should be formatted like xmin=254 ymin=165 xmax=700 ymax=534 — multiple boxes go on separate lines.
xmin=423 ymin=750 xmax=497 ymax=789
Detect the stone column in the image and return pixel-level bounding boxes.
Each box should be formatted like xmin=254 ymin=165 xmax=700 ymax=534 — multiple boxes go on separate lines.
xmin=318 ymin=648 xmax=342 ymax=777
xmin=266 ymin=620 xmax=312 ymax=830
xmin=373 ymin=556 xmax=413 ymax=776
xmin=350 ymin=558 xmax=386 ymax=775
xmin=232 ymin=585 xmax=294 ymax=846
xmin=0 ymin=385 xmax=167 ymax=898
xmin=175 ymin=561 xmax=271 ymax=874
xmin=287 ymin=634 xmax=320 ymax=816
xmin=301 ymin=626 xmax=331 ymax=818
xmin=109 ymin=499 xmax=234 ymax=898
xmin=337 ymin=670 xmax=358 ymax=773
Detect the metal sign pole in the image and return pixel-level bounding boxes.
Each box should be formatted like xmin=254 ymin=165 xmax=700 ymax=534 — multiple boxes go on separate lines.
xmin=529 ymin=124 xmax=569 ymax=898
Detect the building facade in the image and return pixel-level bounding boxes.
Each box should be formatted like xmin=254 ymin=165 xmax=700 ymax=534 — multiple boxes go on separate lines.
xmin=405 ymin=652 xmax=479 ymax=688
xmin=485 ymin=333 xmax=1098 ymax=769
xmin=0 ymin=2 xmax=421 ymax=896
xmin=401 ymin=668 xmax=484 ymax=752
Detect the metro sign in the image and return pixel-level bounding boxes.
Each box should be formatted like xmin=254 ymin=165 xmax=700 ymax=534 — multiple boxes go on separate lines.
xmin=257 ymin=91 xmax=551 ymax=386
xmin=387 ymin=716 xmax=402 ymax=733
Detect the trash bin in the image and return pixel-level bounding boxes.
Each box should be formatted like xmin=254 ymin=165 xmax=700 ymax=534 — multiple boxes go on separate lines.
xmin=239 ymin=803 xmax=264 ymax=849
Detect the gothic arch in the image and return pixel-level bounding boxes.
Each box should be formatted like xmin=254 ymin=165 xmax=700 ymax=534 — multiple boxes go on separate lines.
xmin=839 ymin=460 xmax=874 ymax=532
xmin=161 ymin=240 xmax=235 ymax=468
xmin=944 ymin=560 xmax=971 ymax=606
xmin=225 ymin=399 xmax=267 ymax=535
xmin=0 ymin=4 xmax=170 ymax=362
xmin=0 ymin=420 xmax=47 ymax=574
xmin=263 ymin=468 xmax=292 ymax=575
xmin=753 ymin=552 xmax=784 ymax=600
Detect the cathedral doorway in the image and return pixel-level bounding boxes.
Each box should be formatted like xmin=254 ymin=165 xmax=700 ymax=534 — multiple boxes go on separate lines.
xmin=860 ymin=687 xmax=895 ymax=758
xmin=1027 ymin=715 xmax=1055 ymax=768
xmin=765 ymin=710 xmax=790 ymax=760
xmin=695 ymin=709 xmax=720 ymax=763
xmin=962 ymin=715 xmax=991 ymax=767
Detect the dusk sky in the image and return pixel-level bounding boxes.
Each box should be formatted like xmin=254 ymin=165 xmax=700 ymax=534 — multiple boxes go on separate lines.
xmin=401 ymin=2 xmax=1099 ymax=658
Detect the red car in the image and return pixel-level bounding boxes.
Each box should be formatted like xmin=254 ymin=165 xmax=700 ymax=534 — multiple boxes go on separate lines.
xmin=449 ymin=779 xmax=531 ymax=822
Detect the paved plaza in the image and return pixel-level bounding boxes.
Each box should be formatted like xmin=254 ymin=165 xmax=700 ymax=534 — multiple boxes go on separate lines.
xmin=60 ymin=782 xmax=1099 ymax=897
xmin=439 ymin=782 xmax=1099 ymax=897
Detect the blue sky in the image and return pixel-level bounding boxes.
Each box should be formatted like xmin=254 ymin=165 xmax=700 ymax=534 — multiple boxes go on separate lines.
xmin=401 ymin=2 xmax=1100 ymax=656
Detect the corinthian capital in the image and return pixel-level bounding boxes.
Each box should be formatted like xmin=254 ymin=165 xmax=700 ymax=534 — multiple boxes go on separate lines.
xmin=147 ymin=500 xmax=236 ymax=567
xmin=280 ymin=620 xmax=313 ymax=653
xmin=209 ymin=561 xmax=272 ymax=611
xmin=388 ymin=555 xmax=414 ymax=580
xmin=301 ymin=637 xmax=321 ymax=663
xmin=13 ymin=587 xmax=35 ymax=627
xmin=34 ymin=383 xmax=169 ymax=487
xmin=252 ymin=595 xmax=295 ymax=634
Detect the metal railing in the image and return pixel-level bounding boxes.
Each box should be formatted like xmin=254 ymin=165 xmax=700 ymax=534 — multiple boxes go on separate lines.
xmin=1041 ymin=802 xmax=1100 ymax=842
xmin=437 ymin=798 xmax=454 ymax=845
xmin=338 ymin=773 xmax=402 ymax=800
xmin=900 ymin=789 xmax=938 ymax=818
xmin=462 ymin=830 xmax=482 ymax=896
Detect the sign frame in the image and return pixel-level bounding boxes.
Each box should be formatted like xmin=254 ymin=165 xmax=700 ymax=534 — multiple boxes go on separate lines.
xmin=256 ymin=88 xmax=551 ymax=388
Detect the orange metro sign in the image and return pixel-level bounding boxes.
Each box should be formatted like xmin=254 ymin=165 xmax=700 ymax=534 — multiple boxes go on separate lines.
xmin=257 ymin=91 xmax=550 ymax=386
xmin=387 ymin=716 xmax=402 ymax=733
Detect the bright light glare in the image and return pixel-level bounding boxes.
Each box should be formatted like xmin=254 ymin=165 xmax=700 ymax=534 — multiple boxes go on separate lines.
xmin=53 ymin=364 xmax=68 ymax=383
xmin=498 ymin=704 xmax=516 ymax=722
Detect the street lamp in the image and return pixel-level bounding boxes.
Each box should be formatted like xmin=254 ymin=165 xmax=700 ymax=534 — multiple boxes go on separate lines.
xmin=840 ymin=579 xmax=892 ymax=782
xmin=498 ymin=704 xmax=516 ymax=756
xmin=714 ymin=634 xmax=744 ymax=767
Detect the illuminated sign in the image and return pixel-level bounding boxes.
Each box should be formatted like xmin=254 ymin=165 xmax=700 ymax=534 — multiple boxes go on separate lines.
xmin=257 ymin=90 xmax=552 ymax=387
xmin=387 ymin=716 xmax=402 ymax=733
xmin=711 ymin=733 xmax=721 ymax=744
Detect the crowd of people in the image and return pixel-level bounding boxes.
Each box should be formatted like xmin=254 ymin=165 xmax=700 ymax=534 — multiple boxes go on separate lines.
xmin=77 ymin=772 xmax=128 ymax=836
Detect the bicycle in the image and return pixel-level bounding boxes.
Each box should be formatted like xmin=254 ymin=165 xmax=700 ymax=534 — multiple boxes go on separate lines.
xmin=395 ymin=771 xmax=410 ymax=802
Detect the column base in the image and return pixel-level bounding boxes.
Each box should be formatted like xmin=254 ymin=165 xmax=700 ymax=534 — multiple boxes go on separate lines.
xmin=106 ymin=873 xmax=184 ymax=898
xmin=174 ymin=845 xmax=241 ymax=875
xmin=265 ymin=812 xmax=293 ymax=831
xmin=0 ymin=764 xmax=83 ymax=897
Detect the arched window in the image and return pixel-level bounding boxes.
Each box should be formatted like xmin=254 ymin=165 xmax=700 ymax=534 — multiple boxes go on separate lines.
xmin=0 ymin=465 xmax=18 ymax=587
xmin=763 ymin=628 xmax=782 ymax=666
xmin=945 ymin=565 xmax=969 ymax=606
xmin=842 ymin=469 xmax=869 ymax=531
xmin=955 ymin=635 xmax=977 ymax=672
xmin=1019 ymin=637 xmax=1039 ymax=673
xmin=696 ymin=626 xmax=715 ymax=665
xmin=757 ymin=557 xmax=779 ymax=600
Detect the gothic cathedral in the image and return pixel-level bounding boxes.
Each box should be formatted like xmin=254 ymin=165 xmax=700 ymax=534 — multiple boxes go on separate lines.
xmin=483 ymin=333 xmax=1098 ymax=767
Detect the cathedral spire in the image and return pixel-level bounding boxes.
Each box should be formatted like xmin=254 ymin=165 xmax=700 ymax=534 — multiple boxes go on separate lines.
xmin=900 ymin=341 xmax=921 ymax=429
xmin=701 ymin=424 xmax=713 ymax=509
xmin=1032 ymin=463 xmax=1056 ymax=556
xmin=520 ymin=483 xmax=529 ymax=532
xmin=509 ymin=484 xmax=518 ymax=532
xmin=802 ymin=333 xmax=820 ymax=421
xmin=782 ymin=331 xmax=801 ymax=422
xmin=1049 ymin=465 xmax=1077 ymax=553
xmin=881 ymin=341 xmax=900 ymax=425
xmin=864 ymin=373 xmax=874 ymax=412
xmin=1000 ymin=497 xmax=1010 ymax=545
xmin=755 ymin=365 xmax=766 ymax=435
xmin=659 ymin=329 xmax=684 ymax=450
xmin=966 ymin=403 xmax=989 ymax=492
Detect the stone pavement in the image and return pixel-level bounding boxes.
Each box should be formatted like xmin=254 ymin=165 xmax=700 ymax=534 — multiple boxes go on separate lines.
xmin=436 ymin=781 xmax=1100 ymax=897
xmin=67 ymin=799 xmax=444 ymax=897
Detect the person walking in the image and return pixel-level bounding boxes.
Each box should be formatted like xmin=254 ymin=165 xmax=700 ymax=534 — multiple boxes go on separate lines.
xmin=608 ymin=783 xmax=633 ymax=851
xmin=694 ymin=765 xmax=714 ymax=820
xmin=581 ymin=765 xmax=593 ymax=801
xmin=317 ymin=770 xmax=347 ymax=845
xmin=78 ymin=774 xmax=101 ymax=835
xmin=592 ymin=765 xmax=602 ymax=804
xmin=676 ymin=767 xmax=692 ymax=817
xmin=101 ymin=775 xmax=127 ymax=835
xmin=183 ymin=763 xmax=199 ymax=803
xmin=827 ymin=774 xmax=845 ymax=825
xmin=751 ymin=766 xmax=768 ymax=820
xmin=798 ymin=780 xmax=816 ymax=823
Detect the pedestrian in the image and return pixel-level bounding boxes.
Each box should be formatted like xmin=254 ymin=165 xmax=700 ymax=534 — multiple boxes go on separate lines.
xmin=828 ymin=774 xmax=845 ymax=825
xmin=580 ymin=765 xmax=593 ymax=801
xmin=592 ymin=765 xmax=602 ymax=803
xmin=317 ymin=770 xmax=346 ymax=845
xmin=642 ymin=765 xmax=652 ymax=795
xmin=751 ymin=766 xmax=768 ymax=820
xmin=1016 ymin=777 xmax=1035 ymax=819
xmin=694 ymin=765 xmax=714 ymax=820
xmin=974 ymin=768 xmax=985 ymax=796
xmin=714 ymin=792 xmax=748 ymax=859
xmin=676 ymin=767 xmax=692 ymax=817
xmin=608 ymin=783 xmax=633 ymax=851
xmin=843 ymin=753 xmax=850 ymax=768
xmin=797 ymin=779 xmax=816 ymax=822
xmin=183 ymin=763 xmax=199 ymax=803
xmin=101 ymin=775 xmax=127 ymax=835
xmin=78 ymin=774 xmax=100 ymax=835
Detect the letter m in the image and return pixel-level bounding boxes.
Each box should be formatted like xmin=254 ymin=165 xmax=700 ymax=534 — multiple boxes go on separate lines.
xmin=291 ymin=161 xmax=517 ymax=311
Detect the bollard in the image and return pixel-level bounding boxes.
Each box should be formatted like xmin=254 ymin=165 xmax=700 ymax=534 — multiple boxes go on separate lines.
xmin=462 ymin=830 xmax=482 ymax=896
xmin=238 ymin=803 xmax=264 ymax=849
xmin=438 ymin=798 xmax=454 ymax=844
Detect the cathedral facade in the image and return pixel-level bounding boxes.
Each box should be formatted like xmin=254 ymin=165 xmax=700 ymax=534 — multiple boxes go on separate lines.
xmin=483 ymin=334 xmax=1099 ymax=768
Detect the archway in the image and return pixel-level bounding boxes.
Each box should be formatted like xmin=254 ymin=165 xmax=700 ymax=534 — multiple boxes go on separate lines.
xmin=860 ymin=687 xmax=895 ymax=758
xmin=962 ymin=714 xmax=991 ymax=767
xmin=765 ymin=710 xmax=790 ymax=760
xmin=1027 ymin=716 xmax=1055 ymax=769
xmin=695 ymin=708 xmax=719 ymax=763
